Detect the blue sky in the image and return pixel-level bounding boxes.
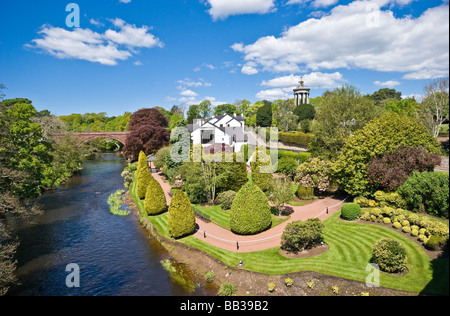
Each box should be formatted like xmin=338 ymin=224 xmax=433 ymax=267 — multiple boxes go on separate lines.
xmin=0 ymin=0 xmax=448 ymax=116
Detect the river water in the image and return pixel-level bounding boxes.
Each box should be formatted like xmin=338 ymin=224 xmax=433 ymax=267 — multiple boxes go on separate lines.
xmin=8 ymin=153 xmax=215 ymax=296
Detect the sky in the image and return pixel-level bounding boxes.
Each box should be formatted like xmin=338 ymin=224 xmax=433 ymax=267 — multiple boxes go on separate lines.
xmin=0 ymin=0 xmax=448 ymax=116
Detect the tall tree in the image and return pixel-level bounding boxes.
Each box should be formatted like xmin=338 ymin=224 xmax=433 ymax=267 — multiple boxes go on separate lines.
xmin=256 ymin=100 xmax=273 ymax=127
xmin=370 ymin=88 xmax=402 ymax=106
xmin=274 ymin=99 xmax=298 ymax=132
xmin=419 ymin=77 xmax=449 ymax=138
xmin=309 ymin=85 xmax=383 ymax=159
xmin=124 ymin=108 xmax=170 ymax=160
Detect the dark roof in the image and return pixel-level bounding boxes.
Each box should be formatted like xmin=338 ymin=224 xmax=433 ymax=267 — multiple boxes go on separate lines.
xmin=147 ymin=155 xmax=155 ymax=162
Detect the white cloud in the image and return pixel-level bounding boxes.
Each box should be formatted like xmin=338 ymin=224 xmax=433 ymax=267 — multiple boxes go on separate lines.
xmin=104 ymin=19 xmax=163 ymax=48
xmin=177 ymin=78 xmax=212 ymax=88
xmin=241 ymin=63 xmax=259 ymax=75
xmin=287 ymin=0 xmax=339 ymax=8
xmin=206 ymin=0 xmax=276 ymax=20
xmin=261 ymin=72 xmax=346 ymax=89
xmin=119 ymin=0 xmax=132 ymax=3
xmin=232 ymin=1 xmax=449 ymax=80
xmin=256 ymin=88 xmax=291 ymax=101
xmin=29 ymin=19 xmax=162 ymax=66
xmin=180 ymin=89 xmax=199 ymax=97
xmin=374 ymin=80 xmax=401 ymax=88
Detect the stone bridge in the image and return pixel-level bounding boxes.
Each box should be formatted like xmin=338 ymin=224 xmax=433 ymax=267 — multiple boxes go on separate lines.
xmin=70 ymin=132 xmax=129 ymax=146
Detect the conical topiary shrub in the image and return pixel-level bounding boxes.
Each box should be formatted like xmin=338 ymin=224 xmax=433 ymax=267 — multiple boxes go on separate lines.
xmin=230 ymin=182 xmax=272 ymax=235
xmin=144 ymin=177 xmax=167 ymax=215
xmin=137 ymin=151 xmax=152 ymax=199
xmin=168 ymin=190 xmax=196 ymax=238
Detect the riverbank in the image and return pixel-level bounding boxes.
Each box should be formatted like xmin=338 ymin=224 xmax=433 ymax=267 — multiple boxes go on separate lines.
xmin=123 ymin=190 xmax=418 ymax=297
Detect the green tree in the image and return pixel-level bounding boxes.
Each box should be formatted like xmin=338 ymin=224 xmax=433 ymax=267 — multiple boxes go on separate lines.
xmin=230 ymin=182 xmax=272 ymax=235
xmin=136 ymin=151 xmax=153 ymax=199
xmin=419 ymin=77 xmax=449 ymax=138
xmin=2 ymin=100 xmax=52 ymax=197
xmin=309 ymin=85 xmax=383 ymax=159
xmin=214 ymin=104 xmax=238 ymax=116
xmin=168 ymin=190 xmax=196 ymax=238
xmin=333 ymin=114 xmax=441 ymax=197
xmin=199 ymin=100 xmax=213 ymax=118
xmin=256 ymin=101 xmax=273 ymax=127
xmin=144 ymin=177 xmax=167 ymax=215
xmin=384 ymin=98 xmax=420 ymax=117
xmin=268 ymin=177 xmax=295 ymax=215
xmin=370 ymin=88 xmax=402 ymax=106
xmin=274 ymin=99 xmax=298 ymax=132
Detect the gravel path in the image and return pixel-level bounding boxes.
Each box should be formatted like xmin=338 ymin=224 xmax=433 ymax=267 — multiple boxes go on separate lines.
xmin=435 ymin=156 xmax=449 ymax=173
xmin=152 ymin=171 xmax=347 ymax=253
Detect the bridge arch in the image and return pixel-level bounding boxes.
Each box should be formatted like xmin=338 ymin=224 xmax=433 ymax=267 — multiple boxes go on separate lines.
xmin=71 ymin=132 xmax=129 ymax=147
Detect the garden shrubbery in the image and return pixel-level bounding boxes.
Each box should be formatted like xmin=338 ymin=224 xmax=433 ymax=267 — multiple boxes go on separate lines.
xmin=281 ymin=218 xmax=324 ymax=253
xmin=278 ymin=131 xmax=310 ymax=147
xmin=137 ymin=151 xmax=153 ymax=199
xmin=217 ymin=190 xmax=236 ymax=210
xmin=340 ymin=203 xmax=361 ymax=221
xmin=230 ymin=182 xmax=272 ymax=235
xmin=144 ymin=176 xmax=167 ymax=216
xmin=372 ymin=238 xmax=407 ymax=273
xmin=168 ymin=190 xmax=196 ymax=238
xmin=360 ymin=207 xmax=449 ymax=249
xmin=398 ymin=171 xmax=449 ymax=219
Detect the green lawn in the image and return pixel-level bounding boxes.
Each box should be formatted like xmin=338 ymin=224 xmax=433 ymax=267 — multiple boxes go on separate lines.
xmin=131 ymin=175 xmax=448 ymax=295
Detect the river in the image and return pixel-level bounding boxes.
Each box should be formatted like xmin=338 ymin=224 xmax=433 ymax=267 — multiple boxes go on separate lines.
xmin=8 ymin=153 xmax=215 ymax=296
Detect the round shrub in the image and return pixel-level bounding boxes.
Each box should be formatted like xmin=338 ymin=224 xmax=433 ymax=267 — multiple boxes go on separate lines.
xmin=383 ymin=218 xmax=392 ymax=224
xmin=393 ymin=222 xmax=402 ymax=229
xmin=370 ymin=215 xmax=376 ymax=222
xmin=281 ymin=218 xmax=324 ymax=253
xmin=372 ymin=238 xmax=407 ymax=273
xmin=168 ymin=190 xmax=196 ymax=239
xmin=425 ymin=235 xmax=449 ymax=251
xmin=411 ymin=225 xmax=419 ymax=232
xmin=407 ymin=214 xmax=421 ymax=226
xmin=217 ymin=190 xmax=236 ymax=210
xmin=418 ymin=234 xmax=427 ymax=242
xmin=144 ymin=177 xmax=167 ymax=215
xmin=419 ymin=228 xmax=427 ymax=236
xmin=402 ymin=220 xmax=410 ymax=227
xmin=411 ymin=229 xmax=419 ymax=237
xmin=340 ymin=203 xmax=362 ymax=221
xmin=403 ymin=226 xmax=411 ymax=233
xmin=230 ymin=182 xmax=272 ymax=235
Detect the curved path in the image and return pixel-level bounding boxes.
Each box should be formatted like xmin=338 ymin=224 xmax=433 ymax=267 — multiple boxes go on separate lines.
xmin=152 ymin=172 xmax=347 ymax=253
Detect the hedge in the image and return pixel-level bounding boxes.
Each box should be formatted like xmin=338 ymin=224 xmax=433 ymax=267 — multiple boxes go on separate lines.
xmin=168 ymin=190 xmax=196 ymax=238
xmin=278 ymin=131 xmax=310 ymax=147
xmin=144 ymin=177 xmax=167 ymax=216
xmin=230 ymin=182 xmax=272 ymax=235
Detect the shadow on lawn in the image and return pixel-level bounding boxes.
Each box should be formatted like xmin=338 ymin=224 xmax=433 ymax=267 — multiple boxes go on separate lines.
xmin=420 ymin=241 xmax=449 ymax=296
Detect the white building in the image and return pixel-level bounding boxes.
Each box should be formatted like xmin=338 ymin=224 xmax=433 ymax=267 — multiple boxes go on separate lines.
xmin=188 ymin=113 xmax=248 ymax=153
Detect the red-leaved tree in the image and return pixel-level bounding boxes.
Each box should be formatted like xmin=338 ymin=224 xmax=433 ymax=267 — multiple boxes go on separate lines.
xmin=367 ymin=145 xmax=441 ymax=192
xmin=124 ymin=108 xmax=170 ymax=160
